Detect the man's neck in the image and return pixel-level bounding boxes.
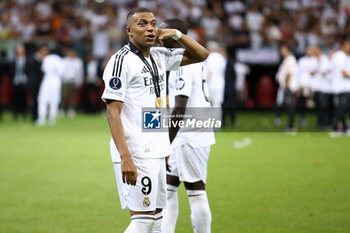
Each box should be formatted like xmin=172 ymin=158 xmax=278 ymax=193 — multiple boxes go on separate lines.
xmin=130 ymin=40 xmax=151 ymax=57
xmin=141 ymin=48 xmax=150 ymax=58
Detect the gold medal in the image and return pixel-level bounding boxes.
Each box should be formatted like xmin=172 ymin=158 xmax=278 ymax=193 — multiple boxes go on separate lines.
xmin=155 ymin=97 xmax=163 ymax=108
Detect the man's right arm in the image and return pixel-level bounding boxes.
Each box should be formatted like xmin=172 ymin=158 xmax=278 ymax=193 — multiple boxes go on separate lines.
xmin=106 ymin=100 xmax=137 ymax=186
xmin=169 ymin=95 xmax=188 ymax=143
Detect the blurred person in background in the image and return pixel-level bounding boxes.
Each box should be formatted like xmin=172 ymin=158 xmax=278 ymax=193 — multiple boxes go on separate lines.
xmin=200 ymin=8 xmax=221 ymax=41
xmin=37 ymin=48 xmax=64 ymax=126
xmin=346 ymin=51 xmax=350 ymax=134
xmin=205 ymin=41 xmax=226 ymax=119
xmin=330 ymin=38 xmax=350 ymax=134
xmin=222 ymin=46 xmax=237 ymax=127
xmin=0 ymin=52 xmax=4 ymax=122
xmin=92 ymin=23 xmax=110 ymax=78
xmin=235 ymin=58 xmax=250 ymax=107
xmin=296 ymin=45 xmax=317 ymax=127
xmin=160 ymin=18 xmax=215 ymax=233
xmin=27 ymin=45 xmax=48 ymax=122
xmin=326 ymin=50 xmax=336 ymax=127
xmin=313 ymin=46 xmax=332 ymax=128
xmin=275 ymin=43 xmax=298 ymax=132
xmin=246 ymin=3 xmax=265 ymax=49
xmin=60 ymin=47 xmax=84 ymax=118
xmin=82 ymin=53 xmax=101 ymax=113
xmin=9 ymin=44 xmax=29 ymax=121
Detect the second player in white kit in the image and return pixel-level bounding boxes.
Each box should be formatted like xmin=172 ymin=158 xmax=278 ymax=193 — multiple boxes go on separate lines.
xmin=160 ymin=19 xmax=215 ymax=233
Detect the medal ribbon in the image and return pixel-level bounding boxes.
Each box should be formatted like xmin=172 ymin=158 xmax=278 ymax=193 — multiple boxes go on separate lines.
xmin=129 ymin=42 xmax=161 ymax=99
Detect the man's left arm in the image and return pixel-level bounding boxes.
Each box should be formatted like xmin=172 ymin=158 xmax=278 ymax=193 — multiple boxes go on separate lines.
xmin=158 ymin=29 xmax=209 ymax=66
xmin=169 ymin=95 xmax=188 ymax=143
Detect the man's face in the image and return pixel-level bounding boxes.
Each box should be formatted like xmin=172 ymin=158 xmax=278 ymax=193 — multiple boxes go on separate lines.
xmin=16 ymin=46 xmax=25 ymax=56
xmin=280 ymin=46 xmax=289 ymax=57
xmin=345 ymin=41 xmax=350 ymax=54
xmin=306 ymin=46 xmax=314 ymax=57
xmin=126 ymin=12 xmax=157 ymax=49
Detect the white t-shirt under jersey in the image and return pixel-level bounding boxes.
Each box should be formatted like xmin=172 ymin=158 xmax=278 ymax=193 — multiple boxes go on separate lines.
xmin=102 ymin=44 xmax=184 ymax=162
xmin=168 ymin=62 xmax=216 ymax=149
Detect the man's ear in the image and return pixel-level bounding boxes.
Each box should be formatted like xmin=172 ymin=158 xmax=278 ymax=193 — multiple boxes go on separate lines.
xmin=126 ymin=26 xmax=132 ymax=37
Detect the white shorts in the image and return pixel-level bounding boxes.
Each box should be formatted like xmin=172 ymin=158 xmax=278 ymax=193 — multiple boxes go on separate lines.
xmin=113 ymin=157 xmax=167 ymax=212
xmin=168 ymin=143 xmax=210 ymax=183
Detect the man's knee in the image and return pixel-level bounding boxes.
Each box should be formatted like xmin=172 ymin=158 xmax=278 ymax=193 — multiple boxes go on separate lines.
xmin=124 ymin=214 xmax=155 ymax=233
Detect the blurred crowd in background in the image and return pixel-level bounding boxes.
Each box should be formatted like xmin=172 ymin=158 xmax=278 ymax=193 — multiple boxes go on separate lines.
xmin=1 ymin=0 xmax=350 ymax=132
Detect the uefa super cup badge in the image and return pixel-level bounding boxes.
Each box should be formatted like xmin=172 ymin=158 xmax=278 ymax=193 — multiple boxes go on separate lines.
xmin=109 ymin=76 xmax=122 ymax=90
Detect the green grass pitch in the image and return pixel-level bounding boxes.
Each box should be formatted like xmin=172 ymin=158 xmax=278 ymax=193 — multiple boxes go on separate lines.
xmin=0 ymin=113 xmax=349 ymax=233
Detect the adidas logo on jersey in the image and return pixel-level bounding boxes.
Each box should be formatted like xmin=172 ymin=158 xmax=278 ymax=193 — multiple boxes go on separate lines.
xmin=141 ymin=66 xmax=149 ymax=74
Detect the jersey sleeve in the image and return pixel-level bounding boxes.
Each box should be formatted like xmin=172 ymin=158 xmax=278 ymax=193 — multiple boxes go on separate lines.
xmin=101 ymin=54 xmax=128 ymax=103
xmin=174 ymin=65 xmax=193 ymax=98
xmin=154 ymin=47 xmax=184 ymax=71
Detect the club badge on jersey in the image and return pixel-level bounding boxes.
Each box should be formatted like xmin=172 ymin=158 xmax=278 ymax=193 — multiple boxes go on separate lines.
xmin=143 ymin=197 xmax=151 ymax=207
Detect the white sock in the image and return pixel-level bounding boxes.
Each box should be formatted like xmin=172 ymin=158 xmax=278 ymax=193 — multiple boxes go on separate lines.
xmin=161 ymin=185 xmax=179 ymax=233
xmin=187 ymin=190 xmax=212 ymax=233
xmin=124 ymin=215 xmax=154 ymax=233
xmin=151 ymin=212 xmax=163 ymax=233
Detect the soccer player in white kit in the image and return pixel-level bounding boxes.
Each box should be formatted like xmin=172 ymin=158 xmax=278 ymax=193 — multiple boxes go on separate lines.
xmin=296 ymin=45 xmax=317 ymax=127
xmin=312 ymin=46 xmax=332 ymax=128
xmin=159 ymin=19 xmax=215 ymax=233
xmin=101 ymin=8 xmax=209 ymax=233
xmin=205 ymin=41 xmax=226 ymax=109
xmin=330 ymin=39 xmax=350 ymax=133
xmin=275 ymin=43 xmax=298 ymax=131
xmin=37 ymin=49 xmax=64 ymax=126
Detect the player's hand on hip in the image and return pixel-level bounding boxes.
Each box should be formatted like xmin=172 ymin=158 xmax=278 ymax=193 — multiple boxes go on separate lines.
xmin=121 ymin=155 xmax=138 ymax=186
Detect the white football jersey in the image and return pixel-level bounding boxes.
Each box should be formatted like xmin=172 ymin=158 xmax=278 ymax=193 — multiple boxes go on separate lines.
xmin=345 ymin=56 xmax=350 ymax=92
xmin=38 ymin=54 xmax=64 ymax=103
xmin=296 ymin=55 xmax=317 ymax=90
xmin=276 ymin=54 xmax=298 ymax=92
xmin=331 ymin=50 xmax=348 ymax=94
xmin=102 ymin=44 xmax=184 ymax=162
xmin=314 ymin=54 xmax=332 ymax=93
xmin=168 ymin=62 xmax=216 ymax=148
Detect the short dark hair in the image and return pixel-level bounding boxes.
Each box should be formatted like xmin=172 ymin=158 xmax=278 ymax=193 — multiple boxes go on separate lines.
xmin=162 ymin=18 xmax=188 ymax=35
xmin=339 ymin=36 xmax=350 ymax=47
xmin=126 ymin=7 xmax=152 ymax=24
